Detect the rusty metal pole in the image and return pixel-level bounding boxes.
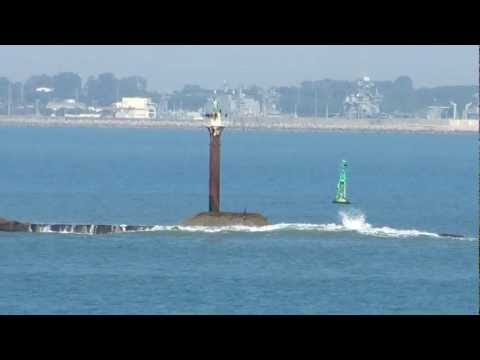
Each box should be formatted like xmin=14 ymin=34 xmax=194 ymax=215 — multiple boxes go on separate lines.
xmin=208 ymin=126 xmax=223 ymax=213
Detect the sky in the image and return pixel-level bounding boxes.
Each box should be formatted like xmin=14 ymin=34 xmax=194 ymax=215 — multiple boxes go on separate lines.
xmin=0 ymin=45 xmax=477 ymax=92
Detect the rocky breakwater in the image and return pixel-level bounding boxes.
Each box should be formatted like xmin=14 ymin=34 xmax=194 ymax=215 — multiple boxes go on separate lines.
xmin=181 ymin=211 xmax=269 ymax=226
xmin=0 ymin=218 xmax=160 ymax=234
xmin=0 ymin=217 xmax=30 ymax=232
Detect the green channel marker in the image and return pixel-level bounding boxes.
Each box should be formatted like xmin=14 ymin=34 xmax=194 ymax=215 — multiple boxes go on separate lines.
xmin=333 ymin=160 xmax=351 ymax=204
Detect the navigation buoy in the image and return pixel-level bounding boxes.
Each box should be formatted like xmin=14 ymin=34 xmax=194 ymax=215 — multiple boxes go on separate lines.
xmin=333 ymin=160 xmax=350 ymax=204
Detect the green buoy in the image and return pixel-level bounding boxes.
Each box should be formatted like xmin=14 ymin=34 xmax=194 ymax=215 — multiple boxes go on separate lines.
xmin=333 ymin=160 xmax=350 ymax=204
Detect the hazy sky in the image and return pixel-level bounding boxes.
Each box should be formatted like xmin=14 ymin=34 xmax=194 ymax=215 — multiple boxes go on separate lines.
xmin=0 ymin=45 xmax=477 ymax=91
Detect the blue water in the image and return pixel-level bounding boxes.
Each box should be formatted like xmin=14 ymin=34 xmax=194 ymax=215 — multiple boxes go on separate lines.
xmin=0 ymin=127 xmax=477 ymax=314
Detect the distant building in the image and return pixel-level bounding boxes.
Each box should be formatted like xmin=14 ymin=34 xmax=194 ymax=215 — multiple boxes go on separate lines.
xmin=156 ymin=96 xmax=169 ymax=114
xmin=185 ymin=111 xmax=204 ymax=120
xmin=66 ymin=106 xmax=103 ymax=118
xmin=46 ymin=99 xmax=87 ymax=116
xmin=237 ymin=97 xmax=261 ymax=116
xmin=46 ymin=99 xmax=106 ymax=118
xmin=462 ymin=93 xmax=479 ymax=120
xmin=262 ymin=100 xmax=280 ymax=116
xmin=218 ymin=93 xmax=236 ymax=115
xmin=113 ymin=97 xmax=157 ymax=119
xmin=204 ymin=89 xmax=260 ymax=117
xmin=426 ymin=106 xmax=450 ymax=120
xmin=262 ymin=88 xmax=281 ymax=116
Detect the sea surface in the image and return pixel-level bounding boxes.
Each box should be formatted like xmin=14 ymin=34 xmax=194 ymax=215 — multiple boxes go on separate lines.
xmin=0 ymin=127 xmax=478 ymax=314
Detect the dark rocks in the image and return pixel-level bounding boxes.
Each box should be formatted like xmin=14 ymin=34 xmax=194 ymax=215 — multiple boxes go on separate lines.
xmin=94 ymin=225 xmax=115 ymax=234
xmin=29 ymin=224 xmax=125 ymax=234
xmin=181 ymin=211 xmax=269 ymax=226
xmin=439 ymin=233 xmax=464 ymax=238
xmin=0 ymin=217 xmax=30 ymax=232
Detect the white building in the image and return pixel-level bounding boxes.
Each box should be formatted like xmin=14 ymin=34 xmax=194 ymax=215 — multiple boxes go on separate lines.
xmin=237 ymin=97 xmax=261 ymax=116
xmin=113 ymin=97 xmax=157 ymax=119
xmin=186 ymin=111 xmax=204 ymax=120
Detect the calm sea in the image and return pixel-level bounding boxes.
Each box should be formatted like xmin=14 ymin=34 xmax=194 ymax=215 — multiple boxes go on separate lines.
xmin=0 ymin=127 xmax=477 ymax=314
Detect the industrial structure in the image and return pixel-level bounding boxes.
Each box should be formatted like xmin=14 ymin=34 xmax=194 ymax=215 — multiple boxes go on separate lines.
xmin=448 ymin=93 xmax=479 ymax=130
xmin=426 ymin=93 xmax=478 ymax=122
xmin=426 ymin=106 xmax=450 ymax=120
xmin=462 ymin=93 xmax=479 ymax=119
xmin=344 ymin=76 xmax=383 ymax=119
xmin=205 ymin=88 xmax=262 ymax=118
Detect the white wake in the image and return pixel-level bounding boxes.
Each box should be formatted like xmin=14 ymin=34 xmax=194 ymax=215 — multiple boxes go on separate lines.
xmin=139 ymin=209 xmax=473 ymax=240
xmin=29 ymin=210 xmax=474 ymax=240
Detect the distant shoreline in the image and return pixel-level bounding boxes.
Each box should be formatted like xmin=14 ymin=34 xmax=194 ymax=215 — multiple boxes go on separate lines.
xmin=0 ymin=115 xmax=477 ymax=134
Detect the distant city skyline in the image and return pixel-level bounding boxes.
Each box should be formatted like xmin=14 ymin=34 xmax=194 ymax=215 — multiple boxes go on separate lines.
xmin=0 ymin=45 xmax=477 ymax=92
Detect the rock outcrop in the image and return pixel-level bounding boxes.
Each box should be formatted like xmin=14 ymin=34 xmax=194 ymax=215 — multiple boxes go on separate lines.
xmin=0 ymin=217 xmax=30 ymax=232
xmin=181 ymin=211 xmax=268 ymax=226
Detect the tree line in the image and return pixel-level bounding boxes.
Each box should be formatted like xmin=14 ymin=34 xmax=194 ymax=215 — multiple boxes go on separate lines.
xmin=0 ymin=73 xmax=476 ymax=117
xmin=276 ymin=76 xmax=477 ymax=117
xmin=0 ymin=72 xmax=158 ymax=113
xmin=158 ymin=77 xmax=477 ymax=117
